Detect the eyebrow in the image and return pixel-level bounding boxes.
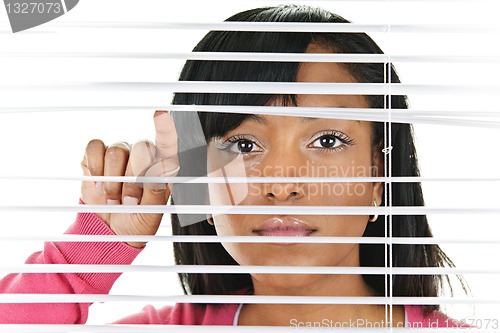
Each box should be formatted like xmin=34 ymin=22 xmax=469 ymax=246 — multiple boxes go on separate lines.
xmin=249 ymin=114 xmax=361 ymax=124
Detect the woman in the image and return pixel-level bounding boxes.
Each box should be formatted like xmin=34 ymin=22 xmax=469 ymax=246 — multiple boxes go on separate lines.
xmin=0 ymin=4 xmax=466 ymax=327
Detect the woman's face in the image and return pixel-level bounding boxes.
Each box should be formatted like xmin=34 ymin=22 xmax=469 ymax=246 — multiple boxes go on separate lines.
xmin=206 ymin=45 xmax=383 ymax=290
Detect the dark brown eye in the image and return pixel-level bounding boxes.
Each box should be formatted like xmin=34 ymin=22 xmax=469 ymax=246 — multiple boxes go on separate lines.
xmin=218 ymin=135 xmax=263 ymax=155
xmin=319 ymin=136 xmax=337 ymax=148
xmin=313 ymin=135 xmax=341 ymax=149
xmin=237 ymin=140 xmax=254 ymax=153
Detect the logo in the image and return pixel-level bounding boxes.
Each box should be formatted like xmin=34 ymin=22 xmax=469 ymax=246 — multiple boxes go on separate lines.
xmin=3 ymin=0 xmax=79 ymax=33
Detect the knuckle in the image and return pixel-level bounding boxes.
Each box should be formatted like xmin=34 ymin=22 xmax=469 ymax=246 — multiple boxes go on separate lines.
xmin=150 ymin=187 xmax=166 ymax=196
xmin=88 ymin=166 xmax=103 ymax=175
xmin=130 ymin=141 xmax=156 ymax=176
xmin=156 ymin=140 xmax=175 ymax=151
xmin=80 ymin=159 xmax=88 ymax=169
xmin=145 ymin=183 xmax=167 ymax=198
xmin=103 ymin=182 xmax=121 ymax=195
xmin=134 ymin=139 xmax=154 ymax=147
xmin=123 ymin=182 xmax=143 ymax=196
xmin=132 ymin=140 xmax=156 ymax=155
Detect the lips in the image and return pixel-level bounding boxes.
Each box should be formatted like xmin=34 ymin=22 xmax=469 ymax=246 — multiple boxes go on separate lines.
xmin=253 ymin=217 xmax=317 ymax=237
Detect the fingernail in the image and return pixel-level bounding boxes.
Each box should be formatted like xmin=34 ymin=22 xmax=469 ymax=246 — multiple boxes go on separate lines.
xmin=162 ymin=165 xmax=180 ymax=177
xmin=154 ymin=110 xmax=169 ymax=118
xmin=96 ymin=181 xmax=104 ymax=194
xmin=107 ymin=199 xmax=121 ymax=205
xmin=122 ymin=196 xmax=139 ymax=205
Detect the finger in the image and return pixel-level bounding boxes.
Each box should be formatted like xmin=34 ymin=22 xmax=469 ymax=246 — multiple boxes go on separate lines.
xmin=132 ymin=111 xmax=179 ymax=206
xmin=103 ymin=142 xmax=130 ymax=203
xmin=81 ymin=164 xmax=109 ymax=222
xmin=80 ymin=164 xmax=94 ymax=194
xmin=130 ymin=170 xmax=168 ymax=239
xmin=81 ymin=165 xmax=106 ymax=204
xmin=84 ymin=139 xmax=106 ymax=192
xmin=154 ymin=111 xmax=179 ymax=162
xmin=122 ymin=140 xmax=156 ymax=204
xmin=150 ymin=111 xmax=180 ymax=185
xmin=122 ymin=140 xmax=165 ymax=246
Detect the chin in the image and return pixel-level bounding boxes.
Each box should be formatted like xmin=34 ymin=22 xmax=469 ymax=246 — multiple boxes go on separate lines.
xmin=252 ymin=273 xmax=329 ymax=295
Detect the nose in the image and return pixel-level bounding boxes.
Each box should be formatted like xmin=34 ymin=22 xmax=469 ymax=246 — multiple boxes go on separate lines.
xmin=264 ymin=183 xmax=305 ymax=202
xmin=257 ymin=142 xmax=308 ymax=202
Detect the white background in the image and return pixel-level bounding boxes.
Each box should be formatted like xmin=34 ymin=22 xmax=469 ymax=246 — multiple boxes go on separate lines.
xmin=1 ymin=0 xmax=499 ymax=326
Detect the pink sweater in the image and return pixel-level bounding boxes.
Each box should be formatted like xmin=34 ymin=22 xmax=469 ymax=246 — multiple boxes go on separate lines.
xmin=0 ymin=212 xmax=464 ymax=327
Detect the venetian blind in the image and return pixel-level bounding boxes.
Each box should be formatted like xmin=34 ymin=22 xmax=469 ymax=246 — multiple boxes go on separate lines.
xmin=0 ymin=0 xmax=499 ymax=332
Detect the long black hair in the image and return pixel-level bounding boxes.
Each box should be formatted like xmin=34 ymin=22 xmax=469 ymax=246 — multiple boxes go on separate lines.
xmin=169 ymin=4 xmax=463 ymax=316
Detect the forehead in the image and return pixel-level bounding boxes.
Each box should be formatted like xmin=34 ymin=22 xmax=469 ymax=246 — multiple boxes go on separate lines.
xmin=294 ymin=44 xmax=369 ymax=108
xmin=297 ymin=61 xmax=357 ymax=85
xmin=298 ymin=44 xmax=358 ymax=83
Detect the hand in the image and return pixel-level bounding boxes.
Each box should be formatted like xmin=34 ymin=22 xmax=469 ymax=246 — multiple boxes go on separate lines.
xmin=80 ymin=111 xmax=179 ymax=248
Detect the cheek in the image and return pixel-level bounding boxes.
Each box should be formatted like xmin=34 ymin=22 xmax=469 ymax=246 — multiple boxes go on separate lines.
xmin=212 ymin=214 xmax=252 ymax=266
xmin=212 ymin=214 xmax=240 ymax=236
xmin=207 ymin=153 xmax=252 ymax=205
xmin=325 ymin=214 xmax=369 ymax=237
xmin=319 ymin=182 xmax=373 ymax=237
xmin=303 ymin=182 xmax=373 ymax=204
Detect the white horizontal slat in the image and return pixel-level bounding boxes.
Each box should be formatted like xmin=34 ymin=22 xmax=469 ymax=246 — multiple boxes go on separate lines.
xmin=0 ymin=0 xmax=498 ymax=325
xmin=2 ymin=52 xmax=500 ymax=64
xmin=0 ymin=325 xmax=496 ymax=333
xmin=1 ymin=205 xmax=499 ymax=215
xmin=1 ymin=105 xmax=500 ymax=117
xmin=0 ymin=107 xmax=500 ymax=128
xmin=0 ymin=235 xmax=499 ymax=245
xmin=3 ymin=82 xmax=500 ymax=96
xmin=3 ymin=105 xmax=500 ymax=117
xmin=2 ymin=175 xmax=500 ymax=184
xmin=41 ymin=21 xmax=500 ymax=34
xmin=1 ymin=105 xmax=499 ymax=127
xmin=0 ymin=294 xmax=497 ymax=305
xmin=2 ymin=265 xmax=500 ymax=275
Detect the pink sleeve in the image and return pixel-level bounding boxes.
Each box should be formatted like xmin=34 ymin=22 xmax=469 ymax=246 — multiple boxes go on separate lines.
xmin=112 ymin=302 xmax=239 ymax=325
xmin=0 ymin=212 xmax=142 ymax=324
xmin=113 ymin=305 xmax=174 ymax=324
xmin=405 ymin=305 xmax=470 ymax=328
